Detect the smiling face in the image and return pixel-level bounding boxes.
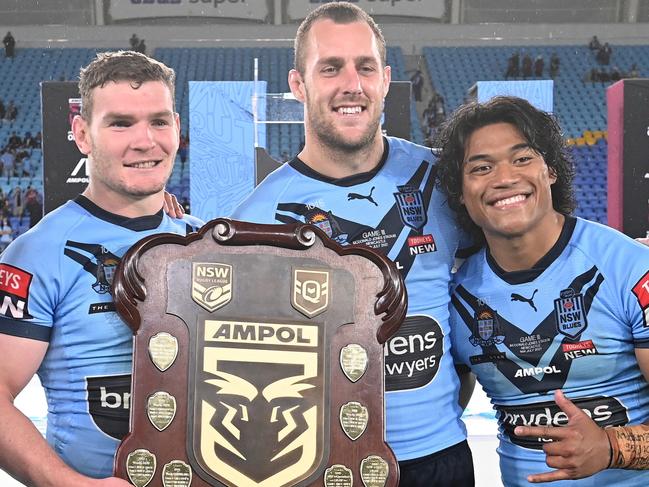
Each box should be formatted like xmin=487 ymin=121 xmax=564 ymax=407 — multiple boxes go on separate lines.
xmin=72 ymin=80 xmax=179 ymax=214
xmin=289 ymin=19 xmax=390 ymax=154
xmin=461 ymin=122 xmax=559 ymax=242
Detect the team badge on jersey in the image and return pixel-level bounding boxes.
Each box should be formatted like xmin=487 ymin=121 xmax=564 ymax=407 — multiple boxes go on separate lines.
xmin=0 ymin=263 xmax=33 ymax=319
xmin=192 ymin=263 xmax=232 ymax=313
xmin=394 ymin=185 xmax=427 ymax=230
xmin=292 ymin=269 xmax=329 ymax=318
xmin=632 ymin=270 xmax=649 ymax=327
xmin=554 ymin=288 xmax=588 ymax=339
xmin=305 ymin=210 xmax=348 ymax=245
xmin=64 ymin=241 xmax=120 ymax=294
xmin=192 ymin=320 xmax=324 ymax=486
xmin=470 ymin=309 xmax=505 ymax=347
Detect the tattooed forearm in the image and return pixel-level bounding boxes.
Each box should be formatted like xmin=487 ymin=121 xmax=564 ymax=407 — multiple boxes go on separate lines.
xmin=606 ymin=424 xmax=649 ymax=470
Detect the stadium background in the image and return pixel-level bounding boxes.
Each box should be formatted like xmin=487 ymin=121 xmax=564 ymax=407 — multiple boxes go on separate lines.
xmin=2 ymin=0 xmax=649 ymax=485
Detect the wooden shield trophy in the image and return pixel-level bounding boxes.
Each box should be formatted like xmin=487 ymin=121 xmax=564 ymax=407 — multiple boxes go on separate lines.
xmin=113 ymin=219 xmax=406 ymax=487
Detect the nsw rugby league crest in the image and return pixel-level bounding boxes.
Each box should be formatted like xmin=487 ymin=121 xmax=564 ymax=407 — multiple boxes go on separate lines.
xmin=192 ymin=262 xmax=232 ymax=312
xmin=190 ymin=319 xmax=326 ymax=487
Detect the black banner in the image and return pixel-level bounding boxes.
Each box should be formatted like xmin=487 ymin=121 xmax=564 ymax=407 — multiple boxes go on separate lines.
xmin=41 ymin=82 xmax=87 ymax=214
xmin=622 ymin=80 xmax=649 ymax=238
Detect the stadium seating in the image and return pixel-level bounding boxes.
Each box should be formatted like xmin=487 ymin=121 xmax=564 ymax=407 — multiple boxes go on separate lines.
xmin=3 ymin=44 xmax=649 ymax=233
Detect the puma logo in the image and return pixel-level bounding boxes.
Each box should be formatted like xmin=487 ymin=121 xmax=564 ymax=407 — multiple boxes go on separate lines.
xmin=511 ymin=289 xmax=538 ymax=312
xmin=347 ymin=186 xmax=378 ymax=206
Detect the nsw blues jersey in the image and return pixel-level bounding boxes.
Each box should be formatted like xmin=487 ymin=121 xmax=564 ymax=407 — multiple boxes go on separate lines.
xmin=232 ymin=136 xmax=468 ymax=460
xmin=0 ymin=196 xmax=202 ymax=478
xmin=450 ymin=216 xmax=649 ymax=486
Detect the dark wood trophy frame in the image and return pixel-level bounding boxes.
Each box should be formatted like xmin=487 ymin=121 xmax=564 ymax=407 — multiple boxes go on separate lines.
xmin=112 ymin=219 xmax=406 ymax=487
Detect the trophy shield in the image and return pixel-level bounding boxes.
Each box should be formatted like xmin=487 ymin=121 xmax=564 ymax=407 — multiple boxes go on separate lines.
xmin=113 ymin=219 xmax=406 ymax=487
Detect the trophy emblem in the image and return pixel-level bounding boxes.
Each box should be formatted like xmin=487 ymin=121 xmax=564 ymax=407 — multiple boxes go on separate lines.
xmin=361 ymin=455 xmax=389 ymax=487
xmin=324 ymin=465 xmax=353 ymax=487
xmin=292 ymin=268 xmax=329 ymax=318
xmin=162 ymin=460 xmax=192 ymax=487
xmin=340 ymin=401 xmax=368 ymax=440
xmin=126 ymin=449 xmax=156 ymax=487
xmin=148 ymin=332 xmax=178 ymax=372
xmin=192 ymin=262 xmax=232 ymax=312
xmin=340 ymin=343 xmax=368 ymax=382
xmin=146 ymin=391 xmax=176 ymax=432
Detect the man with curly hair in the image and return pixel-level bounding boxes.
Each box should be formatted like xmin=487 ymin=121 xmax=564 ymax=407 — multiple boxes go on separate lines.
xmin=436 ymin=96 xmax=649 ymax=486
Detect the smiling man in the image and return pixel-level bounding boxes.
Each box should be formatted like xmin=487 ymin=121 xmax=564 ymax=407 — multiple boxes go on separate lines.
xmin=436 ymin=96 xmax=649 ymax=486
xmin=232 ymin=4 xmax=475 ymax=486
xmin=0 ymin=51 xmax=202 ymax=486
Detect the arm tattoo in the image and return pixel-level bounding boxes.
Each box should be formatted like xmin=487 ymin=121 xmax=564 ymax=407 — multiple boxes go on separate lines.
xmin=606 ymin=424 xmax=649 ymax=470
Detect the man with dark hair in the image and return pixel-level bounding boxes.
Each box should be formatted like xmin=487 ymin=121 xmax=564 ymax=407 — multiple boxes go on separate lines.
xmin=0 ymin=50 xmax=202 ymax=486
xmin=436 ymin=96 xmax=649 ymax=485
xmin=232 ymin=4 xmax=475 ymax=486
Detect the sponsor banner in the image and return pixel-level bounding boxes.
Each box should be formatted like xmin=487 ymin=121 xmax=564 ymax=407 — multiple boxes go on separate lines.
xmin=496 ymin=395 xmax=628 ymax=450
xmin=108 ymin=0 xmax=270 ymax=21
xmin=286 ymin=0 xmax=446 ymax=21
xmin=384 ymin=315 xmax=442 ymax=391
xmin=86 ymin=374 xmax=131 ymax=440
xmin=41 ymin=82 xmax=87 ymax=214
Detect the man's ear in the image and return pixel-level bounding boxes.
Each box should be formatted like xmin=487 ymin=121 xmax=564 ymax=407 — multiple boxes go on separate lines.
xmin=71 ymin=115 xmax=91 ymax=155
xmin=548 ymin=165 xmax=558 ymax=184
xmin=288 ymin=69 xmax=306 ymax=103
xmin=383 ymin=65 xmax=392 ymax=98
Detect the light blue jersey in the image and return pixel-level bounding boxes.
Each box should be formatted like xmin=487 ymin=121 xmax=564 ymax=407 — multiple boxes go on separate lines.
xmin=0 ymin=196 xmax=202 ymax=478
xmin=450 ymin=216 xmax=649 ymax=486
xmin=232 ymin=136 xmax=468 ymax=461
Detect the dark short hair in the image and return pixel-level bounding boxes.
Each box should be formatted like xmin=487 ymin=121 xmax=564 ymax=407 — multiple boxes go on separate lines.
xmin=294 ymin=2 xmax=386 ymax=75
xmin=79 ymin=50 xmax=175 ymax=121
xmin=435 ymin=96 xmax=576 ymax=245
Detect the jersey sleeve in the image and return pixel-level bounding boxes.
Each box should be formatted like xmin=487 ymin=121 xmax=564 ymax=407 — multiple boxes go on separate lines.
xmin=0 ymin=232 xmax=59 ymax=342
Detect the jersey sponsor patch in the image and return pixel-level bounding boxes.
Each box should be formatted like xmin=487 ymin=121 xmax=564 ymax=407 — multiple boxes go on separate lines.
xmin=86 ymin=374 xmax=131 ymax=440
xmin=384 ymin=315 xmax=443 ymax=391
xmin=407 ymin=234 xmax=436 ymax=256
xmin=496 ymin=395 xmax=628 ymax=450
xmin=562 ymin=339 xmax=598 ymax=360
xmin=0 ymin=263 xmax=33 ymax=319
xmin=632 ymin=270 xmax=649 ymax=327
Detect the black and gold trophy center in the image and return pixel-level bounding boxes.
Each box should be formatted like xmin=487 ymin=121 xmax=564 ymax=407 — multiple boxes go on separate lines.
xmin=112 ymin=219 xmax=407 ymax=487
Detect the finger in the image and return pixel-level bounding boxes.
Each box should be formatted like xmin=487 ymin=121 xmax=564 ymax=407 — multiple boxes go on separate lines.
xmin=514 ymin=425 xmax=568 ymax=440
xmin=554 ymin=390 xmax=585 ymax=420
xmin=527 ymin=469 xmax=571 ymax=483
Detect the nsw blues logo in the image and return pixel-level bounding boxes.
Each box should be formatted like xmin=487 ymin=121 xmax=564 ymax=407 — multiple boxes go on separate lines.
xmin=394 ymin=185 xmax=427 ymax=230
xmin=470 ymin=309 xmax=505 ymax=347
xmin=554 ymin=288 xmax=588 ymax=339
